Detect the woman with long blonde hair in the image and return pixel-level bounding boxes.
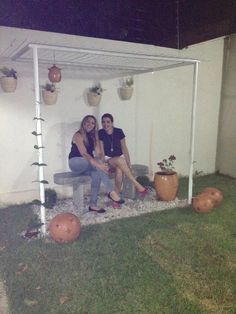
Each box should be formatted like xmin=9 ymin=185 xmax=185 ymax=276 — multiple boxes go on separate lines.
xmin=69 ymin=115 xmax=124 ymax=213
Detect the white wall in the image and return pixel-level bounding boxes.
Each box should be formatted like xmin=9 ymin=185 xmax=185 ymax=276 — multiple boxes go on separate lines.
xmin=135 ymin=38 xmax=224 ymax=178
xmin=0 ymin=27 xmax=224 ymax=205
xmin=216 ymin=34 xmax=236 ymax=177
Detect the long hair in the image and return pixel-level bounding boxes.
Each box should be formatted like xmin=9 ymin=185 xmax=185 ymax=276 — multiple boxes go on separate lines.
xmin=78 ymin=115 xmax=98 ymax=147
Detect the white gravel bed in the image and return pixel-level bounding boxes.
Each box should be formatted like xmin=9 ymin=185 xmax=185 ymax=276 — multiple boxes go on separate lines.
xmin=33 ymin=188 xmax=188 ymax=228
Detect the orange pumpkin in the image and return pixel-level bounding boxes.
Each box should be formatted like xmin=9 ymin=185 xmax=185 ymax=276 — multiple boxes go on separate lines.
xmin=202 ymin=187 xmax=223 ymax=208
xmin=192 ymin=194 xmax=215 ymax=213
xmin=48 ymin=212 xmax=80 ymax=244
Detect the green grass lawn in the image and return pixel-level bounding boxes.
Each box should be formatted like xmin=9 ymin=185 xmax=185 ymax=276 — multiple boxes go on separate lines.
xmin=0 ymin=174 xmax=236 ymax=313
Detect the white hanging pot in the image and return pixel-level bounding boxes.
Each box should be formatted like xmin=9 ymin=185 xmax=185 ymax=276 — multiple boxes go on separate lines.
xmin=118 ymin=87 xmax=133 ymax=100
xmin=42 ymin=90 xmax=58 ymax=105
xmin=0 ymin=77 xmax=17 ymax=92
xmin=87 ymin=92 xmax=101 ymax=106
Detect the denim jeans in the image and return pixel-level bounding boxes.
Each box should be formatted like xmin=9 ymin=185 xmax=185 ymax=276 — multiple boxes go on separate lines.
xmin=69 ymin=157 xmax=113 ymax=206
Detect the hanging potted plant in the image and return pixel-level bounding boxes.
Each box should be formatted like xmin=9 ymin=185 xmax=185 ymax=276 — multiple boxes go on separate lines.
xmin=42 ymin=82 xmax=58 ymax=105
xmin=118 ymin=76 xmax=134 ymax=100
xmin=0 ymin=67 xmax=17 ymax=92
xmin=87 ymin=83 xmax=103 ymax=106
xmin=154 ymin=155 xmax=179 ymax=201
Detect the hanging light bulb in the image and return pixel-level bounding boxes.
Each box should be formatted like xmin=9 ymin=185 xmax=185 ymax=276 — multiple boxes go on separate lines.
xmin=48 ymin=64 xmax=62 ymax=83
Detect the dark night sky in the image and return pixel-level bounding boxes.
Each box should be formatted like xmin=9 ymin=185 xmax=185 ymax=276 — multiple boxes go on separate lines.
xmin=0 ymin=0 xmax=235 ymax=48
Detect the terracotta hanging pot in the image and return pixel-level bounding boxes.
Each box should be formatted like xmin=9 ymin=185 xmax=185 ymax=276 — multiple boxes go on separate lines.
xmin=42 ymin=90 xmax=58 ymax=105
xmin=48 ymin=64 xmax=62 ymax=83
xmin=0 ymin=77 xmax=17 ymax=92
xmin=118 ymin=87 xmax=133 ymax=100
xmin=154 ymin=171 xmax=179 ymax=201
xmin=87 ymin=92 xmax=102 ymax=106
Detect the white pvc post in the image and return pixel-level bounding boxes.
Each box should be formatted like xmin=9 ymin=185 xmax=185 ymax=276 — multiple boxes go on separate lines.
xmin=32 ymin=46 xmax=46 ymax=235
xmin=188 ymin=62 xmax=199 ymax=204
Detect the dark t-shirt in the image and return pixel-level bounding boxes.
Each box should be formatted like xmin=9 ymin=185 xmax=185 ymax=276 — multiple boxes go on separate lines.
xmin=98 ymin=127 xmax=125 ymax=157
xmin=69 ymin=131 xmax=94 ymax=159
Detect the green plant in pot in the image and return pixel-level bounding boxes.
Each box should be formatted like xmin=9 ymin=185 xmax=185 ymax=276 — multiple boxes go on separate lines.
xmin=118 ymin=76 xmax=134 ymax=100
xmin=42 ymin=82 xmax=56 ymax=92
xmin=45 ymin=188 xmax=57 ymax=208
xmin=154 ymin=155 xmax=179 ymax=201
xmin=87 ymin=82 xmax=104 ymax=106
xmin=0 ymin=66 xmax=17 ymax=92
xmin=42 ymin=82 xmax=58 ymax=105
xmin=123 ymin=77 xmax=134 ymax=88
xmin=89 ymin=83 xmax=103 ymax=95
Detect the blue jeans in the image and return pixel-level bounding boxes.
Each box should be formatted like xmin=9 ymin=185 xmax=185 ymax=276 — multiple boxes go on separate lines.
xmin=69 ymin=157 xmax=113 ymax=206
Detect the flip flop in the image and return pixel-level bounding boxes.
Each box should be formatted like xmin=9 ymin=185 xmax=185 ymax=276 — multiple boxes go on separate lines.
xmin=108 ymin=192 xmax=125 ymax=204
xmin=89 ymin=207 xmax=106 ymax=213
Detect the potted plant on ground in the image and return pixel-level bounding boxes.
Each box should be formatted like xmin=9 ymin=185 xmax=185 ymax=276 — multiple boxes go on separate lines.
xmin=45 ymin=188 xmax=57 ymax=208
xmin=118 ymin=76 xmax=134 ymax=100
xmin=87 ymin=82 xmax=103 ymax=106
xmin=0 ymin=67 xmax=17 ymax=92
xmin=154 ymin=154 xmax=179 ymax=201
xmin=42 ymin=82 xmax=58 ymax=105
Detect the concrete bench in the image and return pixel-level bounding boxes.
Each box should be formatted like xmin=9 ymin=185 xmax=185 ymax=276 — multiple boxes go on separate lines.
xmin=54 ymin=172 xmax=91 ymax=210
xmin=53 ymin=164 xmax=149 ymax=211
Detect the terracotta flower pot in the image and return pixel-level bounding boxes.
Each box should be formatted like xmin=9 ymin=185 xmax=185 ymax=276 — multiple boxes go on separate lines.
xmin=118 ymin=87 xmax=133 ymax=100
xmin=192 ymin=193 xmax=215 ymax=213
xmin=0 ymin=77 xmax=17 ymax=92
xmin=87 ymin=92 xmax=101 ymax=106
xmin=154 ymin=171 xmax=179 ymax=201
xmin=42 ymin=90 xmax=58 ymax=105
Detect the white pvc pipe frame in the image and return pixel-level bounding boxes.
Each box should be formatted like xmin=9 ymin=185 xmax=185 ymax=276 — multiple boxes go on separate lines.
xmin=32 ymin=46 xmax=46 ymax=235
xmin=30 ymin=43 xmax=199 ymax=236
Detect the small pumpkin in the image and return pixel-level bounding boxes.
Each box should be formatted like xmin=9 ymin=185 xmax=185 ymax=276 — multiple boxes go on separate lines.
xmin=48 ymin=212 xmax=80 ymax=244
xmin=202 ymin=187 xmax=223 ymax=208
xmin=192 ymin=194 xmax=215 ymax=213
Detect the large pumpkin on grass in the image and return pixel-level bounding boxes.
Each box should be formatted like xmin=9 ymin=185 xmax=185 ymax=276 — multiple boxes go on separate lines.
xmin=202 ymin=187 xmax=223 ymax=208
xmin=192 ymin=194 xmax=215 ymax=213
xmin=49 ymin=212 xmax=80 ymax=244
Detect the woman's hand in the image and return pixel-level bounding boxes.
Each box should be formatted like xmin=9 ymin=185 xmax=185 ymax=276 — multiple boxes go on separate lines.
xmin=98 ymin=162 xmax=109 ymax=174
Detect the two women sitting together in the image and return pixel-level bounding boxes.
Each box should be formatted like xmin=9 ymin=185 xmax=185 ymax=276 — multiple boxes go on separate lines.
xmin=68 ymin=113 xmax=148 ymax=213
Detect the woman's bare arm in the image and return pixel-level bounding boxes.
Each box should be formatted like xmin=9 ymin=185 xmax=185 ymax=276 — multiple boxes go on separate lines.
xmin=73 ymin=133 xmax=108 ymax=173
xmin=98 ymin=140 xmax=106 ymax=162
xmin=94 ymin=140 xmax=104 ymax=160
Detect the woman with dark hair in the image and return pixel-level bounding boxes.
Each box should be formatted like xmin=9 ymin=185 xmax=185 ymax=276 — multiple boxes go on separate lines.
xmin=98 ymin=113 xmax=148 ymax=198
xmin=69 ymin=115 xmax=124 ymax=213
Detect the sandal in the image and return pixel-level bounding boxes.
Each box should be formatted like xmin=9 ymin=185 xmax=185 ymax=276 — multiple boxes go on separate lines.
xmin=112 ymin=202 xmax=121 ymax=209
xmin=138 ymin=187 xmax=149 ymax=198
xmin=108 ymin=192 xmax=125 ymax=204
xmin=89 ymin=206 xmax=106 ymax=213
